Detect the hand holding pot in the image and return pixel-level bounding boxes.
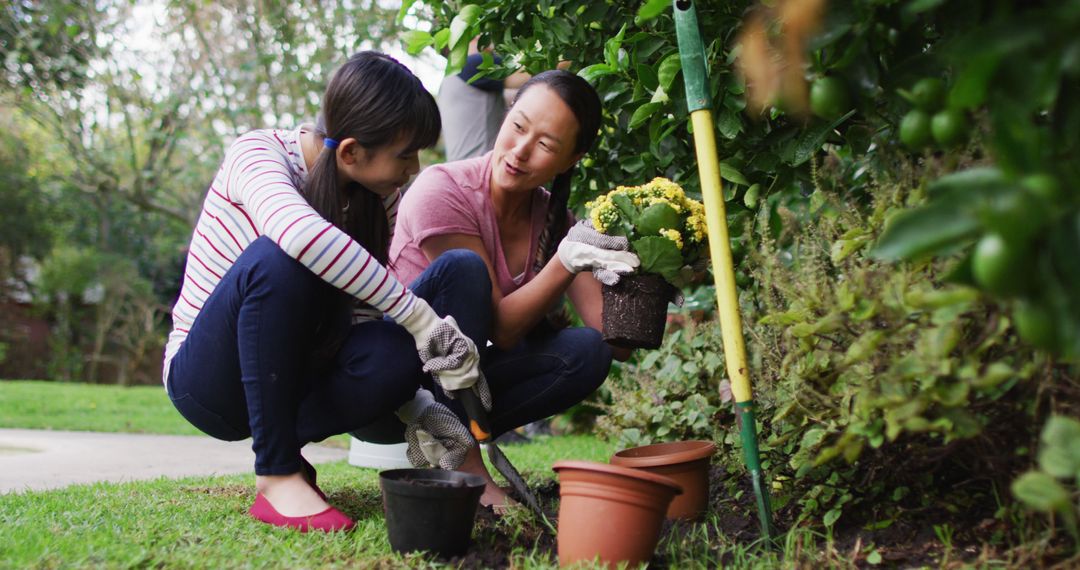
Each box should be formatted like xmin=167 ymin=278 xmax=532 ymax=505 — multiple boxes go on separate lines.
xmin=396 ymin=388 xmax=473 ymax=470
xmin=557 ymin=220 xmax=640 ymax=285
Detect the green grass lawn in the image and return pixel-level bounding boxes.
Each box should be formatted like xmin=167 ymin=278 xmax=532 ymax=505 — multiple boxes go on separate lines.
xmin=0 ymin=435 xmax=644 ymax=569
xmin=0 ymin=380 xmax=794 ymax=568
xmin=0 ymin=380 xmax=200 ymax=435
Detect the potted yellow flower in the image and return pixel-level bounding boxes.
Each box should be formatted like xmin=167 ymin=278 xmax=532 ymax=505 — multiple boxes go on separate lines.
xmin=586 ymin=177 xmax=709 ymax=348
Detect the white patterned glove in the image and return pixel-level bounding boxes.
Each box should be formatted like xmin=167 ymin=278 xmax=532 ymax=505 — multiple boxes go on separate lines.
xmin=557 ymin=220 xmax=640 ymax=285
xmin=418 ymin=317 xmax=492 ymax=410
xmin=396 ymin=298 xmax=482 ymax=393
xmin=396 ymin=389 xmax=473 ymax=470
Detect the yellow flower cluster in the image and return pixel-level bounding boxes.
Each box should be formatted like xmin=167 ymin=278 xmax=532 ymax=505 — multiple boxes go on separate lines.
xmin=586 ymin=177 xmax=708 ymax=250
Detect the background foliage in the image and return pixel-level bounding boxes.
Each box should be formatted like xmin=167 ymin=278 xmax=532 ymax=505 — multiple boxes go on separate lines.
xmin=0 ymin=0 xmax=400 ymax=383
xmin=402 ymin=0 xmax=1079 ymax=552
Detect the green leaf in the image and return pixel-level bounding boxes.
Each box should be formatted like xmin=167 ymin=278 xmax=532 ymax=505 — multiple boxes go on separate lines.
xmin=629 ymin=102 xmax=664 ymax=130
xmin=716 ymin=111 xmax=742 ymax=139
xmin=636 ymin=63 xmax=659 ymax=92
xmin=449 ymin=5 xmax=482 ymax=51
xmin=823 ymin=507 xmax=842 ymax=527
xmin=605 ymin=25 xmax=627 ymax=68
xmin=786 ymin=110 xmax=855 ymax=166
xmin=1011 ymin=471 xmax=1071 ymax=512
xmin=401 ymin=30 xmax=434 ymax=56
xmin=870 ymin=199 xmax=980 ymax=261
xmin=633 ymin=236 xmax=684 ymax=282
xmin=719 ymin=161 xmax=749 ymax=186
xmin=657 ymin=53 xmax=682 ymax=92
xmin=397 ymin=0 xmax=419 ymax=22
xmin=579 ymin=64 xmax=617 ymax=84
xmin=432 ymin=28 xmax=451 ymax=50
xmin=636 ymin=0 xmax=669 ymax=24
xmin=926 ymin=167 xmax=1009 ymax=199
xmin=1038 ymin=416 xmax=1080 ymax=479
xmin=447 ymin=39 xmax=469 ymax=76
xmin=637 ymin=202 xmax=680 ymax=236
xmin=949 ymin=53 xmax=1000 ymax=110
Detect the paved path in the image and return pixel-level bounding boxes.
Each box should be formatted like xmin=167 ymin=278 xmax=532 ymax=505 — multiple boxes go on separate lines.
xmin=0 ymin=429 xmax=347 ymax=495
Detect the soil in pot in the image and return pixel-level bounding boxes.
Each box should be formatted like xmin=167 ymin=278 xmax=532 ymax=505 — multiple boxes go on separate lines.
xmin=553 ymin=460 xmax=682 ymax=568
xmin=611 ymin=440 xmax=717 ymax=520
xmin=379 ymin=468 xmax=486 ymax=557
xmin=601 ymin=273 xmax=676 ymax=349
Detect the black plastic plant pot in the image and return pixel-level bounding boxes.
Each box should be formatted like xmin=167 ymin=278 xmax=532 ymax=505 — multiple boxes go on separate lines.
xmin=601 ymin=273 xmax=676 ymax=349
xmin=379 ymin=468 xmax=486 ymax=557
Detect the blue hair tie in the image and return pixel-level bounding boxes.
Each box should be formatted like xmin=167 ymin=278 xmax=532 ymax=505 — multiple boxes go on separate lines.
xmin=323 ymin=137 xmax=339 ymax=150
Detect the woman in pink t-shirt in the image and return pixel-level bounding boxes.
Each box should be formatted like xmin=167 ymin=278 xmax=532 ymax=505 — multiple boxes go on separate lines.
xmin=384 ymin=70 xmax=639 ymax=510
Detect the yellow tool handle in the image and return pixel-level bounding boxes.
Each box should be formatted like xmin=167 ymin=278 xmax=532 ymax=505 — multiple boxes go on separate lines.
xmin=690 ymin=109 xmax=752 ymax=404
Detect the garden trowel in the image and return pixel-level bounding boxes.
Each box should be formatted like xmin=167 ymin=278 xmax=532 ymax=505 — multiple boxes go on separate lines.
xmin=455 ymin=389 xmax=548 ymax=523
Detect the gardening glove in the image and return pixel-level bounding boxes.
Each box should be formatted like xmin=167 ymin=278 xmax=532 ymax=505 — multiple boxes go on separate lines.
xmin=417 ymin=316 xmax=492 ymax=410
xmin=556 ymin=220 xmax=640 ymax=286
xmin=396 ymin=298 xmax=484 ymax=397
xmin=396 ymin=388 xmax=474 ymax=470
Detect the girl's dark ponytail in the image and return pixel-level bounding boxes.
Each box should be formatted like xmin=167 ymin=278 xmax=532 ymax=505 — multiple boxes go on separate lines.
xmin=303 ymin=51 xmax=439 ymax=364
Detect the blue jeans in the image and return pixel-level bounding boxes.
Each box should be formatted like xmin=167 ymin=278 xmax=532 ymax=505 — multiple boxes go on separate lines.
xmin=351 ymin=249 xmax=614 ymax=443
xmin=167 ymin=237 xmax=423 ymax=475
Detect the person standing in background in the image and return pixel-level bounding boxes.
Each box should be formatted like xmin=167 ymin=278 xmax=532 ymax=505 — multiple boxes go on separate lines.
xmin=438 ymin=39 xmax=533 ymax=161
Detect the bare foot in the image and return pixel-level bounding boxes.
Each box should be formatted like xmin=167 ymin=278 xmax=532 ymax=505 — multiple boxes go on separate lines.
xmin=456 ymin=444 xmax=521 ymax=513
xmin=255 ymin=472 xmax=330 ymax=517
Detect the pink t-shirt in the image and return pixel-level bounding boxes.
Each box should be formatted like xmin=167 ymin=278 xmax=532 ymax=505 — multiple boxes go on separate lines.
xmin=389 ymin=152 xmax=551 ymax=296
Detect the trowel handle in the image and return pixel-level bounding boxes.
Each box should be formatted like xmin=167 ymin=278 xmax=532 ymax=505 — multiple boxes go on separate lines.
xmin=455 ymin=389 xmax=492 ymax=443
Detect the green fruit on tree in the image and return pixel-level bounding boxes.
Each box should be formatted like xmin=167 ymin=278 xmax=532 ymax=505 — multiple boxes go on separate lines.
xmin=931 ymin=109 xmax=970 ymax=148
xmin=899 ymin=110 xmax=933 ymax=150
xmin=980 ymin=189 xmax=1047 ymax=243
xmin=911 ymin=78 xmax=946 ymax=112
xmin=581 ymin=157 xmax=595 ymax=168
xmin=1012 ymin=300 xmax=1059 ymax=351
xmin=1021 ymin=173 xmax=1062 ymax=203
xmin=971 ymin=233 xmax=1033 ymax=297
xmin=809 ymin=76 xmax=851 ymax=120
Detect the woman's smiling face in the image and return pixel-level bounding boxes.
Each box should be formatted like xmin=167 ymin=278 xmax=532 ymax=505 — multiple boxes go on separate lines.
xmin=490 ymin=84 xmax=582 ymax=196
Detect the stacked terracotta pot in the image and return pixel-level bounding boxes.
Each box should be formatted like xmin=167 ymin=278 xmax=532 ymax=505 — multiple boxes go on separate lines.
xmin=553 ymin=440 xmax=717 ymax=568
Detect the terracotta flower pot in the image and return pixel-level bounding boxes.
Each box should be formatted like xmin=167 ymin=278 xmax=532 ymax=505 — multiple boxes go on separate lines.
xmin=553 ymin=460 xmax=682 ymax=568
xmin=601 ymin=273 xmax=676 ymax=349
xmin=610 ymin=440 xmax=717 ymax=520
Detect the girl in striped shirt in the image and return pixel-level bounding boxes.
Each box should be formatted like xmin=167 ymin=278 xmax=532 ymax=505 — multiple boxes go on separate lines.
xmin=164 ymin=52 xmax=483 ymax=532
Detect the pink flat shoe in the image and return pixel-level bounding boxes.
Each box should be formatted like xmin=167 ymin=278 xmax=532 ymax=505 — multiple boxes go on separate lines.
xmin=249 ymin=493 xmax=354 ymax=533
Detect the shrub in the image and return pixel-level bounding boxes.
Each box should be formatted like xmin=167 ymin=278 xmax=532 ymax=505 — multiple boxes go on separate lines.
xmin=601 ymin=149 xmax=1062 ymax=530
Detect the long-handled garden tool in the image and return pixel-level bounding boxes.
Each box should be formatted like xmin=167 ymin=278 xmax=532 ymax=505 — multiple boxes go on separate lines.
xmin=673 ymin=0 xmax=776 ymax=540
xmin=456 ymin=389 xmax=555 ymax=531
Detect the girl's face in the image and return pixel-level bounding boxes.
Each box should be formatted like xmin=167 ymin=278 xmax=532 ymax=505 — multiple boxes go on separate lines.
xmin=490 ymin=84 xmax=582 ymax=196
xmin=340 ymin=135 xmax=421 ymax=197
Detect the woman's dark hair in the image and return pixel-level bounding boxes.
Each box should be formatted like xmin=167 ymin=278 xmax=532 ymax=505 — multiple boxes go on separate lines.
xmin=306 ymin=51 xmax=440 ymax=265
xmin=303 ymin=51 xmax=439 ymax=363
xmin=512 ymin=70 xmax=602 ymax=273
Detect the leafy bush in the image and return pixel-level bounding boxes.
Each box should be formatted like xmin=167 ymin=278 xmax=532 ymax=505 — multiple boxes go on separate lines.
xmin=602 ymin=151 xmax=1060 ymax=530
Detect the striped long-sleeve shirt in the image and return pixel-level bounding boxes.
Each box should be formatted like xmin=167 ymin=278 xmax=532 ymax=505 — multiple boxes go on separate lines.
xmin=162 ymin=126 xmax=418 ymax=385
